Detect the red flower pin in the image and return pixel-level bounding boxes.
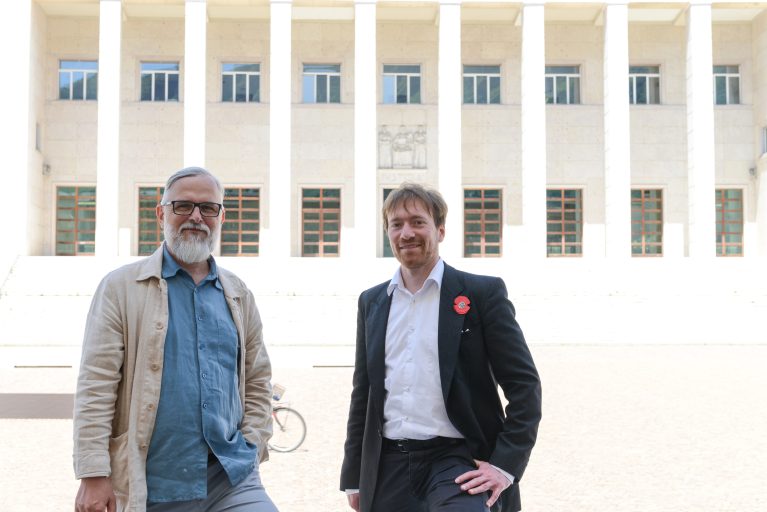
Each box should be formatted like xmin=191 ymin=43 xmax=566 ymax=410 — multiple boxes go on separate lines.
xmin=453 ymin=295 xmax=471 ymax=315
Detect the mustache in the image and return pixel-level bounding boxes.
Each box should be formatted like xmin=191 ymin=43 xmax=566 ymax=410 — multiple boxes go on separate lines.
xmin=179 ymin=221 xmax=210 ymax=235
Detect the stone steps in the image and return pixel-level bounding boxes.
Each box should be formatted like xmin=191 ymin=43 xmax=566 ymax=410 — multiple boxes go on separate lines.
xmin=1 ymin=256 xmax=764 ymax=367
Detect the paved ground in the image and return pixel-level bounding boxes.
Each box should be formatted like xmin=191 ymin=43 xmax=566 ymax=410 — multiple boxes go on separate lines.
xmin=1 ymin=345 xmax=766 ymax=511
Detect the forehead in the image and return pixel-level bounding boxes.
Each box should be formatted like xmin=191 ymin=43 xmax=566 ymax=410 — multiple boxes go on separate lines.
xmin=387 ymin=198 xmax=433 ymax=221
xmin=166 ymin=175 xmax=221 ymax=200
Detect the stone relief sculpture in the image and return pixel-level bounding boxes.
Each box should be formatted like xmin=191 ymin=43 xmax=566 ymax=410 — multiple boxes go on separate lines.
xmin=392 ymin=125 xmax=413 ymax=168
xmin=378 ymin=125 xmax=392 ymax=169
xmin=378 ymin=124 xmax=427 ymax=169
xmin=413 ymin=125 xmax=427 ymax=169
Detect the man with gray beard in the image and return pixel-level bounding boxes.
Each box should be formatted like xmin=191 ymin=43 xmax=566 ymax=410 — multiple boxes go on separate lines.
xmin=73 ymin=167 xmax=279 ymax=512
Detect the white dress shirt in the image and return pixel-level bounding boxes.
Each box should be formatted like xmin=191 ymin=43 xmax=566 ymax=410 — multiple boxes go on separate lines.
xmin=383 ymin=259 xmax=464 ymax=440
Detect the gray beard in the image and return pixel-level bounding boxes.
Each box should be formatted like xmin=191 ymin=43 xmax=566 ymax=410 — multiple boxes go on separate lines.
xmin=164 ymin=221 xmax=218 ymax=264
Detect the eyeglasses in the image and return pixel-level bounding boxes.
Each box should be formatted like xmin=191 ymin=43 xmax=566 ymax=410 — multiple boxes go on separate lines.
xmin=161 ymin=200 xmax=223 ymax=217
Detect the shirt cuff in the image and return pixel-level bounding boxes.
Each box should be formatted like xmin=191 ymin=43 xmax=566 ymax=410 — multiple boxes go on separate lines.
xmin=345 ymin=489 xmax=360 ymax=495
xmin=490 ymin=464 xmax=515 ymax=486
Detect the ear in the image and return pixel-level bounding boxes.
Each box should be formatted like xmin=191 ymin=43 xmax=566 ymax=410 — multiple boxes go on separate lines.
xmin=156 ymin=203 xmax=165 ymax=228
xmin=437 ymin=224 xmax=445 ymax=243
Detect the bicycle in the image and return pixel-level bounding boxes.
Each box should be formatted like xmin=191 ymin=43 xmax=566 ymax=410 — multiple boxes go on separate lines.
xmin=267 ymin=384 xmax=307 ymax=453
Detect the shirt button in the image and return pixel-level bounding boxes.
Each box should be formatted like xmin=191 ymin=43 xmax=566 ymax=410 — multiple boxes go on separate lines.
xmin=147 ymin=403 xmax=154 ymax=410
xmin=202 ymin=403 xmax=208 ymax=409
xmin=201 ymin=373 xmax=207 ymax=379
xmin=155 ymin=322 xmax=163 ymax=330
xmin=197 ymin=316 xmax=203 ymax=321
xmin=151 ymin=364 xmax=160 ymax=371
xmin=140 ymin=444 xmax=147 ymax=450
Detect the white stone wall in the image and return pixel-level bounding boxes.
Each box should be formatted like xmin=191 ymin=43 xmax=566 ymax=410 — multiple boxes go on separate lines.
xmin=120 ymin=18 xmax=185 ymax=253
xmin=292 ymin=21 xmax=355 ymax=256
xmin=206 ymin=20 xmax=270 ymax=185
xmin=43 ymin=15 xmax=99 ymax=255
xmin=712 ymin=23 xmax=757 ymax=255
xmin=461 ymin=21 xmax=522 ymax=241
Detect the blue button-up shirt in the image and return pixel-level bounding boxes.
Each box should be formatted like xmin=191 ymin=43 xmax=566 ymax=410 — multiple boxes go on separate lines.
xmin=145 ymin=246 xmax=258 ymax=503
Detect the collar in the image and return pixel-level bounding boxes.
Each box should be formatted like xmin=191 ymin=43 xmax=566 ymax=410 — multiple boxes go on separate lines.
xmin=387 ymin=258 xmax=444 ymax=296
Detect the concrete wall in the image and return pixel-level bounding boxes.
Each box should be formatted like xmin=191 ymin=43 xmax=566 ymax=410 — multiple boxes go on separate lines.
xmin=120 ymin=17 xmax=184 ymax=254
xmin=292 ymin=21 xmax=355 ymax=256
xmin=206 ymin=19 xmax=270 ymax=190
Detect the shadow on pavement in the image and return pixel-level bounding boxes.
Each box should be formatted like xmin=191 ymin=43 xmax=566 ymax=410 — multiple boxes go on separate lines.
xmin=0 ymin=393 xmax=73 ymax=419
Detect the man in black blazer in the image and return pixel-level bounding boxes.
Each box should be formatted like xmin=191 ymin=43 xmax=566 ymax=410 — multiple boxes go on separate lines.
xmin=340 ymin=183 xmax=542 ymax=512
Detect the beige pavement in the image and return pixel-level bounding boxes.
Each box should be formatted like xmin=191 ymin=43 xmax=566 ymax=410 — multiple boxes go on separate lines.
xmin=1 ymin=345 xmax=766 ymax=511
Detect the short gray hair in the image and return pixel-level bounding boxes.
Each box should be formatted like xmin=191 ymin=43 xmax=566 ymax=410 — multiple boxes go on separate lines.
xmin=161 ymin=166 xmax=224 ymax=203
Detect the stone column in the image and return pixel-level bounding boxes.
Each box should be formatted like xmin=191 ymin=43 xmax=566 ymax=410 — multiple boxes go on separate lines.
xmin=2 ymin=0 xmax=32 ymax=262
xmin=264 ymin=0 xmax=292 ymax=258
xmin=520 ymin=2 xmax=546 ymax=259
xmin=758 ymin=164 xmax=767 ymax=257
xmin=95 ymin=0 xmax=122 ymax=257
xmin=184 ymin=0 xmax=207 ymax=167
xmin=686 ymin=1 xmax=716 ymax=258
xmin=438 ymin=0 xmax=463 ymax=259
xmin=352 ymin=0 xmax=377 ymax=259
xmin=603 ymin=2 xmax=631 ymax=259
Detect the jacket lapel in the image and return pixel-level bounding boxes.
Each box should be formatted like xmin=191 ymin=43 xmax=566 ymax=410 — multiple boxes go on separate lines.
xmin=438 ymin=264 xmax=466 ymax=403
xmin=366 ymin=284 xmax=392 ymax=413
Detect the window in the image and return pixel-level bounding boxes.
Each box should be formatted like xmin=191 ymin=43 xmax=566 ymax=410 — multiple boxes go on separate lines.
xmin=56 ymin=186 xmax=96 ymax=256
xmin=545 ymin=66 xmax=580 ymax=105
xmin=631 ymin=189 xmax=663 ymax=257
xmin=222 ymin=63 xmax=260 ymax=103
xmin=464 ymin=189 xmax=502 ymax=257
xmin=138 ymin=186 xmax=164 ymax=256
xmin=463 ymin=65 xmax=501 ymax=104
xmin=383 ymin=65 xmax=421 ymax=104
xmin=546 ymin=189 xmax=583 ymax=256
xmin=713 ymin=65 xmax=740 ymax=105
xmin=629 ymin=66 xmax=660 ymax=104
xmin=383 ymin=188 xmax=394 ymax=257
xmin=222 ymin=188 xmax=260 ymax=256
xmin=59 ymin=60 xmax=98 ymax=100
xmin=302 ymin=188 xmax=340 ymax=256
xmin=302 ymin=64 xmax=341 ymax=104
xmin=140 ymin=62 xmax=179 ymax=101
xmin=715 ymin=189 xmax=743 ymax=257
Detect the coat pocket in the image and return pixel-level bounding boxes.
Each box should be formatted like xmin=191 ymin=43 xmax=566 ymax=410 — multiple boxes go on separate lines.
xmin=108 ymin=432 xmax=130 ymax=497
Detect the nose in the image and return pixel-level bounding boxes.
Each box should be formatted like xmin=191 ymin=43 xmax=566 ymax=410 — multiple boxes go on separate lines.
xmin=400 ymin=223 xmax=414 ymax=238
xmin=189 ymin=205 xmax=204 ymax=222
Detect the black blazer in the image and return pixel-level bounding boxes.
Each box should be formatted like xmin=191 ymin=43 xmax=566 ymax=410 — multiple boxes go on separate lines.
xmin=340 ymin=263 xmax=542 ymax=512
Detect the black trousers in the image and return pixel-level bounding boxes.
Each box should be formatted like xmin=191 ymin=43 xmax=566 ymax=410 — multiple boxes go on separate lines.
xmin=370 ymin=439 xmax=490 ymax=512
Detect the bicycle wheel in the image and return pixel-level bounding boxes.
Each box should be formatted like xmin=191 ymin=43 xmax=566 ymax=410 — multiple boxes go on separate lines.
xmin=268 ymin=406 xmax=307 ymax=453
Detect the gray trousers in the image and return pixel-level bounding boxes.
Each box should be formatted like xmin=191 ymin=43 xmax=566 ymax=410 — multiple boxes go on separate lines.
xmin=146 ymin=460 xmax=279 ymax=512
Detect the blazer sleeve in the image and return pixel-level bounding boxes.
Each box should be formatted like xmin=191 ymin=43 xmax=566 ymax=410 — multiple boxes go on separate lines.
xmin=339 ymin=292 xmax=370 ymax=490
xmin=483 ymin=277 xmax=542 ymax=482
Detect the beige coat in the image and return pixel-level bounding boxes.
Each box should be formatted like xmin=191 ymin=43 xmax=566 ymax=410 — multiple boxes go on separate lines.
xmin=73 ymin=246 xmax=272 ymax=512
